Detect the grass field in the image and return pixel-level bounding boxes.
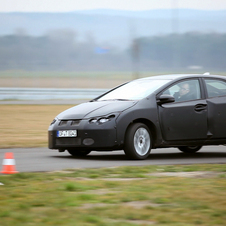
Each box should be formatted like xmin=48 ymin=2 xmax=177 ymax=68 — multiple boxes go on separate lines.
xmin=0 ymin=71 xmax=139 ymax=88
xmin=1 ymin=71 xmax=225 ymax=88
xmin=0 ymin=164 xmax=226 ymax=225
xmin=0 ymin=105 xmax=74 ymax=148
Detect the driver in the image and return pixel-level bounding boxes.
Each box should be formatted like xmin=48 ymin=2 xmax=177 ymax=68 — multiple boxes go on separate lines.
xmin=174 ymin=83 xmax=191 ymax=101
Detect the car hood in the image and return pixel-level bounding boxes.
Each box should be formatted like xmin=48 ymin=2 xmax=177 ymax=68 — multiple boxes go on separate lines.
xmin=56 ymin=100 xmax=137 ymax=120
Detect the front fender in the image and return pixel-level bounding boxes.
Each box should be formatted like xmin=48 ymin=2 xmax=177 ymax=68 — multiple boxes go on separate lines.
xmin=115 ymin=99 xmax=161 ymax=147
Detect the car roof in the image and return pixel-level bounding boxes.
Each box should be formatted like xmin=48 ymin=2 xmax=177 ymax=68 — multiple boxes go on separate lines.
xmin=138 ymin=73 xmax=226 ymax=81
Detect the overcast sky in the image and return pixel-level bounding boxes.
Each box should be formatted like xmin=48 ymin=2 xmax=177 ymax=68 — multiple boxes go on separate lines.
xmin=0 ymin=0 xmax=226 ymax=12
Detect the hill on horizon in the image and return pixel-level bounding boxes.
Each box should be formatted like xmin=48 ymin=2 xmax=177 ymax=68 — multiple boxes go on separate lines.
xmin=1 ymin=9 xmax=226 ymax=48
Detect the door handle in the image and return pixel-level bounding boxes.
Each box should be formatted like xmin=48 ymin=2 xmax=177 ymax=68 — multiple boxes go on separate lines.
xmin=194 ymin=104 xmax=207 ymax=112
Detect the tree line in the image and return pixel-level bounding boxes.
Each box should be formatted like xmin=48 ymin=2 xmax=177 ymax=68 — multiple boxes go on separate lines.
xmin=0 ymin=32 xmax=225 ymax=71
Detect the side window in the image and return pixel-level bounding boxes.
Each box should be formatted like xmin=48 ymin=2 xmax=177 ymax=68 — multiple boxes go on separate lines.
xmin=205 ymin=79 xmax=226 ymax=98
xmin=162 ymin=79 xmax=201 ymax=102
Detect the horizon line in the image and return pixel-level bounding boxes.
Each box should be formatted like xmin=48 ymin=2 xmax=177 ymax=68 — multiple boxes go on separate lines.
xmin=1 ymin=8 xmax=226 ymax=13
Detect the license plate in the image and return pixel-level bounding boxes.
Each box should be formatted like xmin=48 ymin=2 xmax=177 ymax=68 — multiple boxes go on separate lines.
xmin=57 ymin=130 xmax=77 ymax=137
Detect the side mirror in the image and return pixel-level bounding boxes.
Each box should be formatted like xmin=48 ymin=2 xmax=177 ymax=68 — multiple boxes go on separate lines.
xmin=157 ymin=94 xmax=175 ymax=104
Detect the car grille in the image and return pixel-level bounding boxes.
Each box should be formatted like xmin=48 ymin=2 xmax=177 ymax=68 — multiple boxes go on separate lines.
xmin=56 ymin=138 xmax=81 ymax=145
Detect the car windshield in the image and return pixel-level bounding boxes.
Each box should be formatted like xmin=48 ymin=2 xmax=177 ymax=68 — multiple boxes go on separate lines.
xmin=97 ymin=79 xmax=171 ymax=101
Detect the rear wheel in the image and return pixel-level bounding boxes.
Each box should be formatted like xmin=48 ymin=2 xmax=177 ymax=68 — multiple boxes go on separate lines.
xmin=67 ymin=149 xmax=91 ymax=156
xmin=124 ymin=123 xmax=152 ymax=160
xmin=178 ymin=146 xmax=202 ymax=153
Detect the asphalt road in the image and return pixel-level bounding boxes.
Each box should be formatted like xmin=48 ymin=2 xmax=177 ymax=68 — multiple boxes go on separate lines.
xmin=0 ymin=146 xmax=226 ymax=173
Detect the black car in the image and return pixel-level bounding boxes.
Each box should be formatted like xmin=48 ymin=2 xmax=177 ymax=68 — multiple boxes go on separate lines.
xmin=48 ymin=74 xmax=226 ymax=160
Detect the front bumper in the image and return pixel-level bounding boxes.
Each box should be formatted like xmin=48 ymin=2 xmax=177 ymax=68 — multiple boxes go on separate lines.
xmin=48 ymin=118 xmax=118 ymax=150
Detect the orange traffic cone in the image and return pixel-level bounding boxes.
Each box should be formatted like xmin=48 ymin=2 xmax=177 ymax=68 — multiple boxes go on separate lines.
xmin=1 ymin=152 xmax=18 ymax=174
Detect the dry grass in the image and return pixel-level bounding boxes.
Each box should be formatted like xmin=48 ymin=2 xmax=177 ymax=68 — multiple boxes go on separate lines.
xmin=0 ymin=71 xmax=136 ymax=88
xmin=0 ymin=76 xmax=129 ymax=88
xmin=1 ymin=71 xmax=225 ymax=89
xmin=0 ymin=105 xmax=74 ymax=148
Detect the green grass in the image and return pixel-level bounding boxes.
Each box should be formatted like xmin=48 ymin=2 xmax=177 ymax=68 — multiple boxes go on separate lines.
xmin=0 ymin=164 xmax=226 ymax=226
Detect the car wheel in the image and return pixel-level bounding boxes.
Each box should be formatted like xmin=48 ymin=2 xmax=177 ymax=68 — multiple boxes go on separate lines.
xmin=67 ymin=149 xmax=91 ymax=156
xmin=178 ymin=146 xmax=202 ymax=153
xmin=124 ymin=123 xmax=152 ymax=160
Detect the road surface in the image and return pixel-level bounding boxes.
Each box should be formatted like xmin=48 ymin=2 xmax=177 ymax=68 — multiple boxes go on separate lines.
xmin=0 ymin=146 xmax=226 ymax=173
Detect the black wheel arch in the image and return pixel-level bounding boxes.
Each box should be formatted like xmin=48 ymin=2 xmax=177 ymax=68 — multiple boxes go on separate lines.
xmin=124 ymin=118 xmax=157 ymax=148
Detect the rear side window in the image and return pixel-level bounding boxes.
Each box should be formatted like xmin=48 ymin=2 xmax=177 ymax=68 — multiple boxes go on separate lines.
xmin=205 ymin=79 xmax=226 ymax=98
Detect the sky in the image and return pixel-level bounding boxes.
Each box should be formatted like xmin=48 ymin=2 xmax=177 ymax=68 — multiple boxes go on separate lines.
xmin=0 ymin=0 xmax=226 ymax=12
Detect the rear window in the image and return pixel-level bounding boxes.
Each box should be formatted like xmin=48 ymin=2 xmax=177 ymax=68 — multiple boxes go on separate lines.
xmin=205 ymin=79 xmax=226 ymax=98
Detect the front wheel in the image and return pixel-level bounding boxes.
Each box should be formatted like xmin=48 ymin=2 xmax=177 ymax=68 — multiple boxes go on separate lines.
xmin=178 ymin=146 xmax=202 ymax=153
xmin=67 ymin=149 xmax=91 ymax=157
xmin=124 ymin=123 xmax=152 ymax=160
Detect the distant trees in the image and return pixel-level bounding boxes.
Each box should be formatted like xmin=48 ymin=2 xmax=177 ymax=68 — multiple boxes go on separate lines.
xmin=138 ymin=32 xmax=226 ymax=71
xmin=0 ymin=31 xmax=225 ymax=71
xmin=0 ymin=30 xmax=130 ymax=71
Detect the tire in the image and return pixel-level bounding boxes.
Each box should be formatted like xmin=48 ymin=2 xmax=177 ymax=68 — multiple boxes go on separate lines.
xmin=178 ymin=146 xmax=202 ymax=153
xmin=67 ymin=149 xmax=91 ymax=157
xmin=124 ymin=123 xmax=152 ymax=160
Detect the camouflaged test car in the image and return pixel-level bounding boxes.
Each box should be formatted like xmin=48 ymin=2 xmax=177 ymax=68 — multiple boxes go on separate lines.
xmin=48 ymin=73 xmax=226 ymax=160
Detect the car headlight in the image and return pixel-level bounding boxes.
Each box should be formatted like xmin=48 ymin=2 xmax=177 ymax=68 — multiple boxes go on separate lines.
xmin=50 ymin=118 xmax=57 ymax=125
xmin=89 ymin=119 xmax=98 ymax=124
xmin=99 ymin=118 xmax=109 ymax=124
xmin=89 ymin=114 xmax=116 ymax=125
